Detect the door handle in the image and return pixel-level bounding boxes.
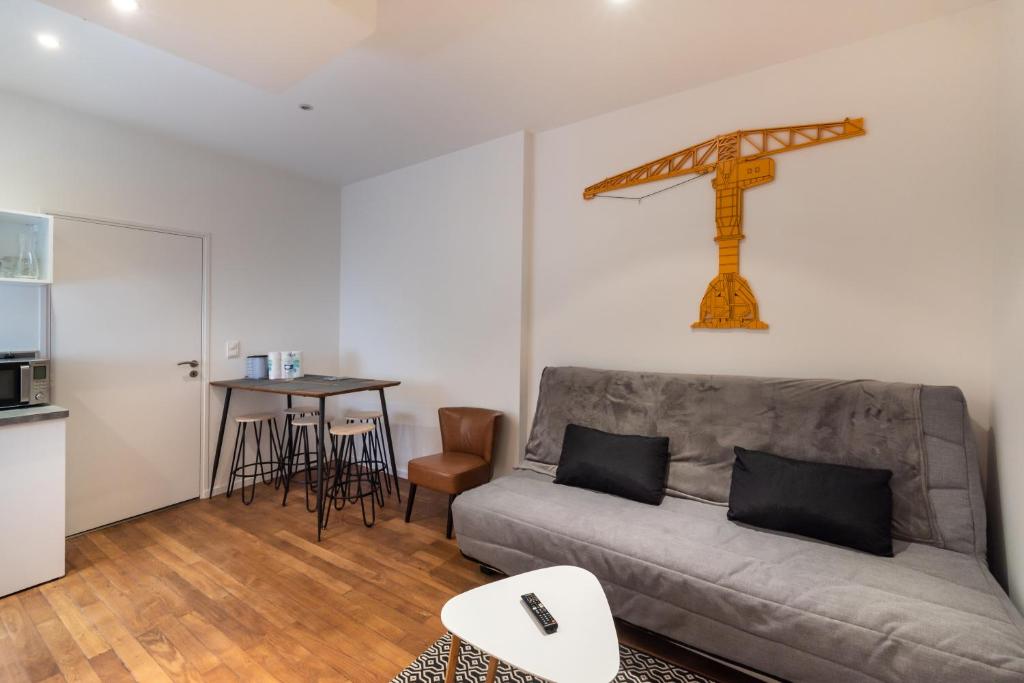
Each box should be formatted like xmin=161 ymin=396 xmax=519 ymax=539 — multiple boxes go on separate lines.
xmin=177 ymin=360 xmax=199 ymax=368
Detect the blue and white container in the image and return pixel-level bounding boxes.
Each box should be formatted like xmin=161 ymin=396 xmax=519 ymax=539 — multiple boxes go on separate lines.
xmin=283 ymin=351 xmax=303 ymax=379
xmin=246 ymin=355 xmax=269 ymax=380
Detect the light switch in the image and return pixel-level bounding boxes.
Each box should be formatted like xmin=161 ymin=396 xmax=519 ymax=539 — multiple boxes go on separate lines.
xmin=226 ymin=340 xmax=240 ymax=358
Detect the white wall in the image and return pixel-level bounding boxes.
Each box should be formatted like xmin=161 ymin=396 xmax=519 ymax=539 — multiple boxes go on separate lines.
xmin=990 ymin=0 xmax=1024 ymax=605
xmin=338 ymin=132 xmax=526 ymax=475
xmin=0 ymin=90 xmax=341 ymax=495
xmin=529 ymin=4 xmax=998 ymax=462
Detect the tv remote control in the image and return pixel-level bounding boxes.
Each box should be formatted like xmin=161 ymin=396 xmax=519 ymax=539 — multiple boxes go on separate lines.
xmin=521 ymin=593 xmax=558 ymax=634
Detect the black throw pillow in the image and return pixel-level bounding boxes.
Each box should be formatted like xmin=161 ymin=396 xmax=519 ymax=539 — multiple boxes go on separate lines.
xmin=554 ymin=424 xmax=670 ymax=505
xmin=728 ymin=446 xmax=894 ymax=557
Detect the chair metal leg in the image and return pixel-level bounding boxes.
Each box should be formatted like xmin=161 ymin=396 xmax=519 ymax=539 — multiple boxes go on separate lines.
xmin=404 ymin=484 xmax=417 ymax=523
xmin=446 ymin=494 xmax=456 ymax=539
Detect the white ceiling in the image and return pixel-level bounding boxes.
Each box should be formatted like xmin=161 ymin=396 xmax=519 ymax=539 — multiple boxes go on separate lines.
xmin=0 ymin=0 xmax=989 ymax=186
xmin=37 ymin=0 xmax=377 ymax=91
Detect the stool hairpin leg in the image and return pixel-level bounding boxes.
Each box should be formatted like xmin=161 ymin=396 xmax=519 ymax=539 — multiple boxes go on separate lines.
xmin=358 ymin=434 xmax=377 ymax=527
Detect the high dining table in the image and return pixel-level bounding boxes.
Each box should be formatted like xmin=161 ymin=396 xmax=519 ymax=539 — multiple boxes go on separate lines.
xmin=209 ymin=375 xmax=401 ymax=540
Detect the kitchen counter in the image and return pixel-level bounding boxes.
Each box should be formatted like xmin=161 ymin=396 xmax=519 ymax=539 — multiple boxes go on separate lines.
xmin=0 ymin=404 xmax=70 ymax=427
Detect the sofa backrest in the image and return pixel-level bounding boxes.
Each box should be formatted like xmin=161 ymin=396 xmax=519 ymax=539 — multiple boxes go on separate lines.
xmin=523 ymin=366 xmax=986 ymax=556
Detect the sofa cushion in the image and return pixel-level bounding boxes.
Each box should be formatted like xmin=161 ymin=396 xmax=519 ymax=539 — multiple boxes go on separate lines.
xmin=728 ymin=446 xmax=894 ymax=556
xmin=454 ymin=470 xmax=1024 ymax=683
xmin=555 ymin=424 xmax=669 ymax=505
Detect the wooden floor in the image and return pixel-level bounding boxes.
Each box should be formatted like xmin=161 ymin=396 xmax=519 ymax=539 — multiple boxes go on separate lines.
xmin=0 ymin=480 xmax=758 ymax=682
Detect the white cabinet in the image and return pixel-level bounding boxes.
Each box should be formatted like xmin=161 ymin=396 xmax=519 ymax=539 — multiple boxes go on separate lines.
xmin=0 ymin=412 xmax=66 ymax=597
xmin=0 ymin=209 xmax=53 ymax=284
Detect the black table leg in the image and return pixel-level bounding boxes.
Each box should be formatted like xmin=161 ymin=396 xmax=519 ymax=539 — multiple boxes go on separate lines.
xmin=280 ymin=395 xmax=294 ymax=504
xmin=378 ymin=388 xmax=401 ymax=503
xmin=316 ymin=396 xmax=327 ymax=541
xmin=209 ymin=387 xmax=232 ymax=498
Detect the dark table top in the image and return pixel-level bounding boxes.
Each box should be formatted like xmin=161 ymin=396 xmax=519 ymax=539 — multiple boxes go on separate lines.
xmin=210 ymin=375 xmax=400 ymax=398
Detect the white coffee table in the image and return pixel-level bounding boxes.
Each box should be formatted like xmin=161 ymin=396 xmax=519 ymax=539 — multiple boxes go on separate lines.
xmin=440 ymin=565 xmax=620 ymax=683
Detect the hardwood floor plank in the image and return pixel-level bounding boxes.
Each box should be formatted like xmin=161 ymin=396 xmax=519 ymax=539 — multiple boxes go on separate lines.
xmin=38 ymin=585 xmax=110 ymax=659
xmin=86 ymin=649 xmax=135 ymax=682
xmin=33 ymin=617 xmax=102 ymax=683
xmin=78 ymin=598 xmax=174 ymax=682
xmin=195 ymin=663 xmax=241 ymax=683
xmin=246 ymin=628 xmax=350 ymax=683
xmin=0 ymin=594 xmax=62 ymax=681
xmin=137 ymin=625 xmax=207 ymax=683
xmin=135 ymin=521 xmax=205 ymax=565
xmin=145 ymin=544 xmax=230 ymax=603
xmin=151 ymin=615 xmax=221 ymax=675
xmin=0 ymin=609 xmax=33 ymax=683
xmin=17 ymin=590 xmax=59 ymax=628
xmin=75 ymin=563 xmax=160 ymax=637
xmin=88 ymin=531 xmax=127 ymax=561
xmin=177 ymin=612 xmax=281 ymax=682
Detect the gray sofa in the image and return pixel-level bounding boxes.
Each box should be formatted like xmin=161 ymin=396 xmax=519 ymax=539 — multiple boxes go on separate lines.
xmin=453 ymin=367 xmax=1024 ymax=682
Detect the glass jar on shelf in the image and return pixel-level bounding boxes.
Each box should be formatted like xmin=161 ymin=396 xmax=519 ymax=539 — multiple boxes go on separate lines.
xmin=13 ymin=230 xmax=39 ymax=280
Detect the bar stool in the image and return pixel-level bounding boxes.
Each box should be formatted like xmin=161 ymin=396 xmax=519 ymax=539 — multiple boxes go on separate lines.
xmin=345 ymin=410 xmax=394 ymax=499
xmin=277 ymin=406 xmax=320 ymax=490
xmin=226 ymin=413 xmax=281 ymax=505
xmin=280 ymin=414 xmax=323 ymax=511
xmin=325 ymin=422 xmax=382 ymax=528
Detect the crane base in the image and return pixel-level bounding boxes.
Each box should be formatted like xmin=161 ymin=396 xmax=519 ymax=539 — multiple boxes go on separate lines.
xmin=691 ymin=272 xmax=768 ymax=330
xmin=692 ymin=319 xmax=769 ymax=330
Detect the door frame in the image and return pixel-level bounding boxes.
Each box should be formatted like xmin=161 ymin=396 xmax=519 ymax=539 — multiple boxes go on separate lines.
xmin=46 ymin=210 xmax=213 ymax=499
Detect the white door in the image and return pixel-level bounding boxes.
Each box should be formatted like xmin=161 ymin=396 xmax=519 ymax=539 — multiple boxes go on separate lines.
xmin=52 ymin=217 xmax=204 ymax=535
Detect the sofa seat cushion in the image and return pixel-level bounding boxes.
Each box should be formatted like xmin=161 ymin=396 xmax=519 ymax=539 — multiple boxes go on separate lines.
xmin=408 ymin=452 xmax=489 ymax=493
xmin=453 ymin=471 xmax=1024 ymax=682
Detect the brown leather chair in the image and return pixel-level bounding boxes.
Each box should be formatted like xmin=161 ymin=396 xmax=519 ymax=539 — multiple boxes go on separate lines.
xmin=405 ymin=407 xmax=502 ymax=538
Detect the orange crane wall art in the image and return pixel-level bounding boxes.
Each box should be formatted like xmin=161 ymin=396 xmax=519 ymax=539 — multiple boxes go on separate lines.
xmin=583 ymin=118 xmax=866 ymax=330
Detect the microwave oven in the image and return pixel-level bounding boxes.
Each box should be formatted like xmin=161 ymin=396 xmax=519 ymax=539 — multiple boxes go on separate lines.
xmin=0 ymin=352 xmax=50 ymax=409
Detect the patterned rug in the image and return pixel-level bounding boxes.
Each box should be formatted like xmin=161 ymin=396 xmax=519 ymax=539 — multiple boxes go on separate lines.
xmin=392 ymin=633 xmax=715 ymax=682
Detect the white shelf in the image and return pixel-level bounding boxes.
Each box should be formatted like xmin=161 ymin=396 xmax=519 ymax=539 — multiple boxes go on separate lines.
xmin=0 ymin=209 xmax=53 ymax=285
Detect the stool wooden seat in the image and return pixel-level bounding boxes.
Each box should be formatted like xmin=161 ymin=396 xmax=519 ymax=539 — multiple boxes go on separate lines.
xmin=406 ymin=407 xmax=501 ymax=538
xmin=284 ymin=406 xmax=320 ymax=416
xmin=347 ymin=409 xmax=382 ymax=420
xmin=330 ymin=422 xmax=374 ymax=438
xmin=235 ymin=413 xmax=275 ymax=423
xmin=292 ymin=415 xmax=321 ymax=428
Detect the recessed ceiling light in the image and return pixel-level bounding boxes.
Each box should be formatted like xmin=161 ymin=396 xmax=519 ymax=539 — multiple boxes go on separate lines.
xmin=608 ymin=0 xmax=631 ymax=4
xmin=36 ymin=33 xmax=61 ymax=50
xmin=299 ymin=104 xmax=314 ymax=111
xmin=111 ymin=0 xmax=140 ymax=13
